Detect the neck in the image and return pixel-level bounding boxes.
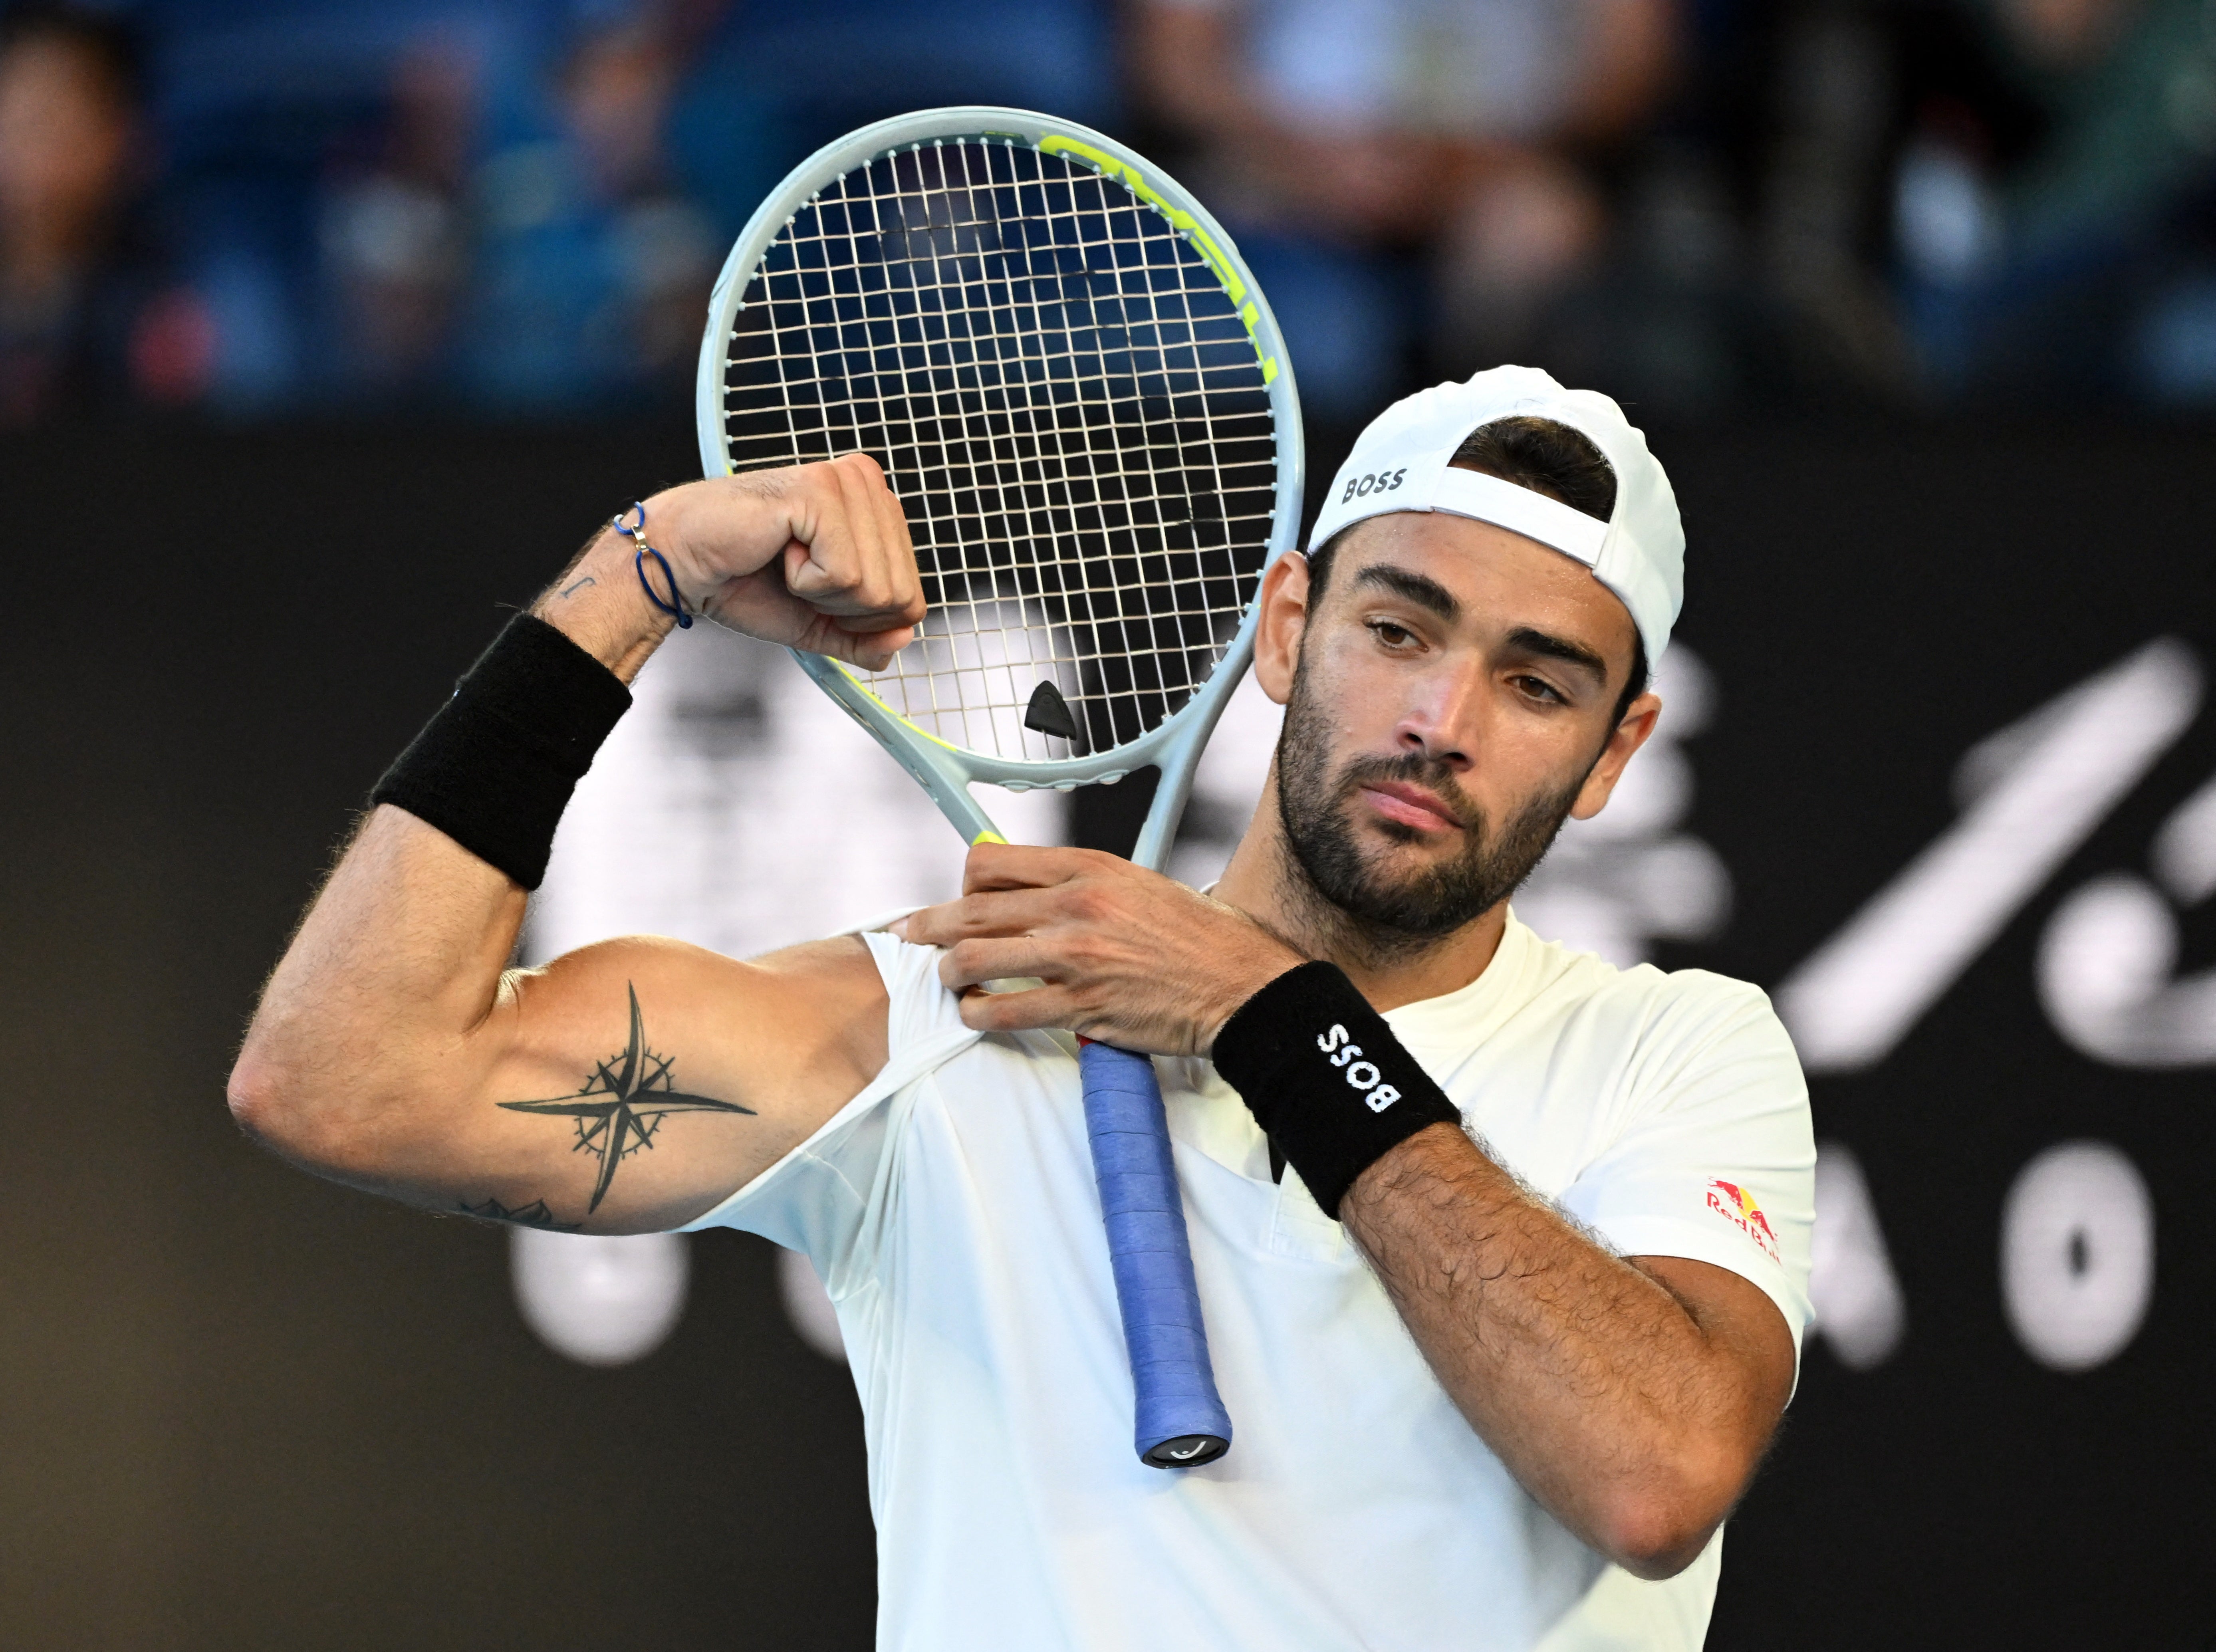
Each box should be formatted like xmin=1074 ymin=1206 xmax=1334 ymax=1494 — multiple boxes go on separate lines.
xmin=1211 ymin=764 xmax=1509 ymax=1013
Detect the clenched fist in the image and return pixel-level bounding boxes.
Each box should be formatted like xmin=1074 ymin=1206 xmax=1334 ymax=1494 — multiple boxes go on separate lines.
xmin=536 ymin=454 xmax=926 ymax=679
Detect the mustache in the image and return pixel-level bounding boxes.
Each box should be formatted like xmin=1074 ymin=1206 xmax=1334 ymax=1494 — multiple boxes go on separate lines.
xmin=1331 ymin=752 xmax=1481 ymax=829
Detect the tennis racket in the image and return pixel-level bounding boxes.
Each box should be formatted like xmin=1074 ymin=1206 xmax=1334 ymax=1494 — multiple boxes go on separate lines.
xmin=695 ymin=106 xmax=1302 ymax=1470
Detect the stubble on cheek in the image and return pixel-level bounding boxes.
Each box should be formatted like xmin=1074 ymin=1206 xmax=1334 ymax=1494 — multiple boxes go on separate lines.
xmin=1273 ymin=653 xmax=1585 ymax=944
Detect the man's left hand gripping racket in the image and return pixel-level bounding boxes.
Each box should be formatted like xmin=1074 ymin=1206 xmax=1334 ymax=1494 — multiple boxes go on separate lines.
xmin=696 ymin=107 xmax=1303 ymax=1469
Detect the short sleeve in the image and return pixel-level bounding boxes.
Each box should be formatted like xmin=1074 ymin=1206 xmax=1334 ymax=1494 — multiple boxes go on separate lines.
xmin=1555 ymin=975 xmax=1816 ymax=1360
xmin=677 ymin=930 xmax=979 ymax=1297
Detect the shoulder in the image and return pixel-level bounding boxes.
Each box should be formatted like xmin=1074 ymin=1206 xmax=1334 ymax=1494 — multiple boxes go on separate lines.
xmin=695 ymin=933 xmax=891 ymax=1095
xmin=762 ymin=925 xmax=1034 ymax=1081
xmin=1514 ymin=922 xmax=1777 ymax=1034
xmin=730 ymin=932 xmax=887 ymax=1016
xmin=1512 ymin=933 xmax=1797 ymax=1092
xmin=1603 ymin=963 xmax=1782 ymax=1040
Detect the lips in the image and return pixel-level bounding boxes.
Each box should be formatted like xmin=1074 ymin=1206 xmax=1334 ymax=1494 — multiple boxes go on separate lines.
xmin=1357 ymin=781 xmax=1464 ymax=833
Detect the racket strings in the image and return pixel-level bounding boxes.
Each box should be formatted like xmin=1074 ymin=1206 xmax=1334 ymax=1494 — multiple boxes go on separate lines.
xmin=719 ymin=136 xmax=1277 ymax=763
xmin=754 ymin=144 xmax=1255 ymax=740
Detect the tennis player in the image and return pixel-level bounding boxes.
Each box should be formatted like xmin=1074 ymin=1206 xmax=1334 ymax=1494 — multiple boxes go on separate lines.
xmin=232 ymin=366 xmax=1813 ymax=1652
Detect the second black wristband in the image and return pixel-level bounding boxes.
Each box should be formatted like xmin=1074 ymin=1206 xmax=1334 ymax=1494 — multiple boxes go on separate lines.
xmin=1211 ymin=961 xmax=1464 ymax=1219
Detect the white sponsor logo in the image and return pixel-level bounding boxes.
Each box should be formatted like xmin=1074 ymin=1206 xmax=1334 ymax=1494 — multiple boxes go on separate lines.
xmin=1317 ymin=1023 xmax=1402 ymax=1112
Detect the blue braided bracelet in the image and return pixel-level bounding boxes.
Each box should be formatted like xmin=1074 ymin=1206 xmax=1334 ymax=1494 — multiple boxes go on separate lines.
xmin=612 ymin=502 xmax=692 ymax=629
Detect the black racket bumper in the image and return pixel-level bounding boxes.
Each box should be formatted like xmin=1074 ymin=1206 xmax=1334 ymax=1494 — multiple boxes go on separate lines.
xmin=1142 ymin=1433 xmax=1230 ymax=1470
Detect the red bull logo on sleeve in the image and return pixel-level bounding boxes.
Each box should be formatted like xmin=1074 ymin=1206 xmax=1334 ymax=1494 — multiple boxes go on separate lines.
xmin=1706 ymin=1178 xmax=1781 ymax=1263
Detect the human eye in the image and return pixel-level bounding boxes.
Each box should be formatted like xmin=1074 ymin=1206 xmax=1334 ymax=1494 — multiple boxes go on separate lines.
xmin=1512 ymin=672 xmax=1567 ymax=706
xmin=1366 ymin=617 xmax=1419 ymax=650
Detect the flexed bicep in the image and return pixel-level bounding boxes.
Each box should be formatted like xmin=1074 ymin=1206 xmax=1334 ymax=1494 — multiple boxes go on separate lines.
xmin=231 ymin=469 xmax=897 ymax=1238
xmin=401 ymin=936 xmax=889 ymax=1235
xmin=473 ymin=977 xmax=755 ymax=1227
xmin=237 ymin=851 xmax=890 ymax=1236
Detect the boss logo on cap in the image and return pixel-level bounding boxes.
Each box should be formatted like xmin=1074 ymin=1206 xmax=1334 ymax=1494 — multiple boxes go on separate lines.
xmin=1340 ymin=468 xmax=1408 ymax=503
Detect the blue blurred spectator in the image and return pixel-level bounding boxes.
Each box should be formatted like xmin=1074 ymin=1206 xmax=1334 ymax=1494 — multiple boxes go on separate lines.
xmin=672 ymin=0 xmax=1119 ymax=209
xmin=36 ymin=0 xmax=2216 ymax=416
xmin=1131 ymin=0 xmax=1679 ymax=420
xmin=315 ymin=36 xmax=474 ymax=399
xmin=136 ymin=0 xmax=629 ymax=409
xmin=1888 ymin=0 xmax=2216 ymax=399
xmin=93 ymin=0 xmax=1123 ymax=414
xmin=456 ymin=18 xmax=722 ymax=409
xmin=0 ymin=6 xmax=210 ymax=420
xmin=450 ymin=0 xmax=1121 ymax=411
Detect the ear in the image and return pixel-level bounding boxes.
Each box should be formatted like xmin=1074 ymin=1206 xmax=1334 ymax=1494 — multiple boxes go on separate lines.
xmin=1569 ymin=690 xmax=1663 ymax=821
xmin=1253 ymin=553 xmax=1312 ymax=707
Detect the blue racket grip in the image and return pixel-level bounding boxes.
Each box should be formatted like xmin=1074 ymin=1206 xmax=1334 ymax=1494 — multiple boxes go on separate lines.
xmin=1079 ymin=1040 xmax=1232 ymax=1468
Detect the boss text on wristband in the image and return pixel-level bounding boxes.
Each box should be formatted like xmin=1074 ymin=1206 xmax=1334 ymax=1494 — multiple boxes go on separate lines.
xmin=1210 ymin=961 xmax=1463 ymax=1219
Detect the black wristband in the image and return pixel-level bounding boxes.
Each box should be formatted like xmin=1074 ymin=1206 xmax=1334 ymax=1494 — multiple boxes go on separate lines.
xmin=370 ymin=611 xmax=633 ymax=889
xmin=1212 ymin=961 xmax=1464 ymax=1219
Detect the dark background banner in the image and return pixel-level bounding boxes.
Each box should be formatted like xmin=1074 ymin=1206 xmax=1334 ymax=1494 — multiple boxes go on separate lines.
xmin=2 ymin=420 xmax=2206 ymax=1649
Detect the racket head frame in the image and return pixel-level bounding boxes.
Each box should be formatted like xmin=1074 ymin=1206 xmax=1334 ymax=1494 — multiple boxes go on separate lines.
xmin=695 ymin=106 xmax=1305 ymax=872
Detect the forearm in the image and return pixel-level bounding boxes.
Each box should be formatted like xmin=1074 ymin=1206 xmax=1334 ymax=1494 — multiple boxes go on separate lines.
xmin=1341 ymin=1125 xmax=1752 ymax=1574
xmin=236 ymin=819 xmax=889 ymax=1230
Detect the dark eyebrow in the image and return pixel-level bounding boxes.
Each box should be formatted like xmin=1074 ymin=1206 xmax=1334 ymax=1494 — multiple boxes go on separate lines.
xmin=1352 ymin=562 xmax=1460 ymax=622
xmin=1350 ymin=563 xmax=1614 ymax=689
xmin=1505 ymin=625 xmax=1611 ymax=687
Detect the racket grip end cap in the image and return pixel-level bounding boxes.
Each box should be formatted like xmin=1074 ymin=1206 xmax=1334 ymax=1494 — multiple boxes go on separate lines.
xmin=1141 ymin=1431 xmax=1230 ymax=1470
xmin=1135 ymin=1384 xmax=1232 ymax=1469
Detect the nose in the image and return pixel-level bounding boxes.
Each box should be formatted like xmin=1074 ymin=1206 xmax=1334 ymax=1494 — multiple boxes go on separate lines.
xmin=1394 ymin=660 xmax=1483 ymax=771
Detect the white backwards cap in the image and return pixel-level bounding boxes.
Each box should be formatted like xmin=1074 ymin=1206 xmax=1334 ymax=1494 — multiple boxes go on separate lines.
xmin=1308 ymin=365 xmax=1685 ymax=665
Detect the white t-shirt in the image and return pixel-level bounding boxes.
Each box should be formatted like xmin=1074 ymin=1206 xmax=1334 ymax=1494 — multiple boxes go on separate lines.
xmin=684 ymin=912 xmax=1815 ymax=1651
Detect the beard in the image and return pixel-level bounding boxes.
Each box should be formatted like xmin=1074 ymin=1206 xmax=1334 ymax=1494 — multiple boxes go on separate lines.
xmin=1273 ymin=654 xmax=1585 ymax=955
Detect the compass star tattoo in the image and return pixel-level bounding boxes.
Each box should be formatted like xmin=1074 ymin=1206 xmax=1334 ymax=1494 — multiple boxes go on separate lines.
xmin=498 ymin=983 xmax=754 ymax=1213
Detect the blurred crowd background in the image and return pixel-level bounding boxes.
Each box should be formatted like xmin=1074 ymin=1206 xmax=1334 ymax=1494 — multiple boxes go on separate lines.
xmin=12 ymin=0 xmax=2216 ymax=430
